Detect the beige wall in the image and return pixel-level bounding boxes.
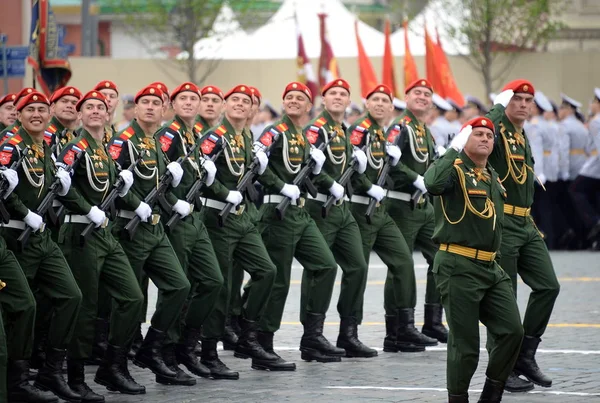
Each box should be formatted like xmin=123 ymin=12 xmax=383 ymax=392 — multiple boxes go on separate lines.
xmin=27 ymin=52 xmax=600 ymax=118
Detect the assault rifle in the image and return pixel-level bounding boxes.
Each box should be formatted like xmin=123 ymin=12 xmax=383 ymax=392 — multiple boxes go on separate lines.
xmin=0 ymin=146 xmax=31 ymax=223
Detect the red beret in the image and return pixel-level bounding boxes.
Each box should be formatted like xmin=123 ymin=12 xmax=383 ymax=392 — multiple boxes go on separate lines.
xmin=366 ymin=84 xmax=393 ymax=101
xmin=200 ymin=85 xmax=224 ymax=100
xmin=249 ymin=87 xmax=262 ymax=105
xmin=405 ymin=78 xmax=433 ymax=94
xmin=321 ymin=79 xmax=350 ymax=96
xmin=149 ymin=81 xmax=169 ymax=97
xmin=170 ymin=82 xmax=200 ymax=102
xmin=502 ymin=79 xmax=534 ymax=95
xmin=282 ymin=81 xmax=313 ymax=102
xmin=461 ymin=116 xmax=495 ymax=135
xmin=0 ymin=93 xmax=17 ymax=107
xmin=224 ymin=85 xmax=254 ymax=103
xmin=15 ymin=87 xmax=36 ymax=103
xmin=50 ymin=86 xmax=82 ymax=104
xmin=15 ymin=91 xmax=50 ymax=112
xmin=76 ymin=90 xmax=108 ymax=112
xmin=93 ymin=80 xmax=119 ymax=94
xmin=135 ymin=85 xmax=164 ymax=103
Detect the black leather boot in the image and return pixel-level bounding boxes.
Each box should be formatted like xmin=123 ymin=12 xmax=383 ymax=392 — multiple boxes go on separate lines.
xmin=513 ymin=336 xmax=552 ymax=387
xmin=67 ymin=359 xmax=104 ymax=402
xmin=86 ymin=318 xmax=109 ymax=365
xmin=132 ymin=326 xmax=177 ymax=379
xmin=176 ymin=326 xmax=210 ymax=377
xmin=421 ymin=303 xmax=448 ymax=343
xmin=478 ymin=377 xmax=505 ymax=402
xmin=94 ymin=344 xmax=145 ymax=395
xmin=7 ymin=360 xmax=58 ymax=403
xmin=504 ymin=372 xmax=534 ymax=392
xmin=221 ymin=315 xmax=238 ymax=351
xmin=300 ymin=313 xmax=345 ymax=362
xmin=30 ymin=328 xmax=49 ymax=370
xmin=127 ymin=323 xmax=143 ymax=359
xmin=256 ymin=331 xmax=296 ymax=371
xmin=449 ymin=393 xmax=469 ymax=402
xmin=336 ymin=317 xmax=377 ymax=358
xmin=396 ymin=308 xmax=437 ymax=351
xmin=34 ymin=348 xmax=82 ymax=402
xmin=200 ymin=338 xmax=239 ymax=380
xmin=234 ymin=318 xmax=279 ymax=367
xmin=156 ymin=344 xmax=196 ymax=386
xmin=383 ymin=314 xmax=399 ymax=352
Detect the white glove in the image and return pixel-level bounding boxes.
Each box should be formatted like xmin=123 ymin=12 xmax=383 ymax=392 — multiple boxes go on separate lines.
xmin=86 ymin=205 xmax=108 ymax=228
xmin=255 ymin=150 xmax=269 ymax=175
xmin=366 ymin=185 xmax=386 ymax=202
xmin=310 ymin=148 xmax=326 ymax=175
xmin=493 ymin=89 xmax=514 ymax=108
xmin=226 ymin=190 xmax=243 ymax=206
xmin=167 ymin=162 xmax=184 ymax=188
xmin=413 ymin=175 xmax=428 ymax=194
xmin=55 ymin=167 xmax=71 ymax=196
xmin=352 ymin=148 xmax=367 ymax=174
xmin=172 ymin=199 xmax=193 ymax=218
xmin=538 ymin=173 xmax=547 ymax=186
xmin=135 ymin=201 xmax=152 ymax=222
xmin=1 ymin=168 xmax=19 ymax=198
xmin=118 ymin=170 xmax=133 ymax=197
xmin=385 ymin=144 xmax=401 ymax=166
xmin=436 ymin=145 xmax=447 ymax=157
xmin=450 ymin=125 xmax=472 ymax=152
xmin=329 ymin=181 xmax=345 ymax=201
xmin=201 ymin=158 xmax=217 ymax=187
xmin=24 ymin=210 xmax=44 ymax=232
xmin=280 ymin=184 xmax=300 ymax=201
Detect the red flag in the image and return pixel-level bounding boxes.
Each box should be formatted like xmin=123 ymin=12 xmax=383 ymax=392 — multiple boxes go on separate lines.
xmin=433 ymin=26 xmax=464 ymax=105
xmin=424 ymin=25 xmax=443 ymax=96
xmin=403 ymin=19 xmax=418 ymax=91
xmin=355 ymin=20 xmax=378 ymax=99
xmin=296 ymin=14 xmax=318 ymax=98
xmin=318 ymin=13 xmax=340 ymax=89
xmin=382 ymin=18 xmax=398 ymax=98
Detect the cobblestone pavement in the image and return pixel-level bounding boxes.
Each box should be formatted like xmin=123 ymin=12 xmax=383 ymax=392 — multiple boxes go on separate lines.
xmin=86 ymin=251 xmax=600 ymax=402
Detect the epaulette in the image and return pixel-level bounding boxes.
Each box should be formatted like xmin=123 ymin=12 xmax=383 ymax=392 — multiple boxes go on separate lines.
xmin=214 ymin=125 xmax=227 ymax=136
xmin=401 ymin=116 xmax=412 ymax=125
xmin=314 ymin=117 xmax=327 ymax=127
xmin=454 ymin=158 xmax=463 ymax=165
xmin=275 ymin=122 xmax=288 ymax=133
xmin=359 ymin=118 xmax=372 ymax=130
xmin=119 ymin=126 xmax=135 ymax=141
xmin=46 ymin=123 xmax=58 ymax=134
xmin=169 ymin=121 xmax=181 ymax=132
xmin=10 ymin=124 xmax=19 ymax=134
xmin=7 ymin=134 xmax=22 ymax=146
xmin=194 ymin=122 xmax=204 ymax=133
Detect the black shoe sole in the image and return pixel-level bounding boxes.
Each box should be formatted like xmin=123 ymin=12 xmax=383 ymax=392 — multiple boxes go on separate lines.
xmin=94 ymin=376 xmax=146 ymax=395
xmin=344 ymin=350 xmax=378 ymax=358
xmin=208 ymin=372 xmax=240 ymax=380
xmin=300 ymin=349 xmax=342 ymax=363
xmin=132 ymin=358 xmax=178 ymax=379
xmin=514 ymin=370 xmax=552 ymax=388
xmin=155 ymin=375 xmax=196 ymax=386
xmin=33 ymin=382 xmax=82 ymax=403
xmin=251 ymin=359 xmax=296 ymax=371
xmin=505 ymin=383 xmax=535 ymax=393
xmin=422 ymin=329 xmax=448 ymax=344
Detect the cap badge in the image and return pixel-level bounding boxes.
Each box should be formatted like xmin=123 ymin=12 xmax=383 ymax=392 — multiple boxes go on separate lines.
xmin=69 ymin=88 xmax=74 ymax=94
xmin=150 ymin=88 xmax=155 ymax=94
xmin=523 ymin=85 xmax=528 ymax=91
xmin=92 ymin=92 xmax=97 ymax=97
xmin=421 ymin=80 xmax=426 ymax=86
xmin=33 ymin=95 xmax=38 ymax=101
xmin=105 ymin=82 xmax=110 ymax=88
xmin=481 ymin=119 xmax=487 ymax=126
xmin=292 ymin=83 xmax=297 ymax=88
xmin=185 ymin=84 xmax=190 ymax=90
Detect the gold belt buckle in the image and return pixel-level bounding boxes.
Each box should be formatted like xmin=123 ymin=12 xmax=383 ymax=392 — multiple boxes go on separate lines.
xmin=235 ymin=205 xmax=245 ymax=215
xmin=297 ymin=197 xmax=305 ymax=208
xmin=151 ymin=214 xmax=161 ymax=225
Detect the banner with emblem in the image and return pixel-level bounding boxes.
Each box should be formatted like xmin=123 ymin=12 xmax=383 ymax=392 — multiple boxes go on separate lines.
xmin=27 ymin=0 xmax=72 ymax=96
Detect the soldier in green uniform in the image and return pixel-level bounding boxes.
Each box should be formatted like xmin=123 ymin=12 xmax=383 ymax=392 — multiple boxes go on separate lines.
xmin=200 ymin=84 xmax=278 ymax=375
xmin=346 ymin=84 xmax=428 ymax=353
xmin=424 ymin=116 xmax=524 ymax=403
xmin=301 ymin=79 xmax=372 ymax=358
xmin=485 ymin=81 xmax=560 ymax=392
xmin=0 ymin=88 xmax=35 ymax=143
xmin=46 ymin=87 xmax=82 ymax=154
xmin=0 ymin=93 xmax=17 ymax=132
xmin=385 ymin=78 xmax=446 ymax=347
xmin=0 ymin=91 xmax=83 ymax=402
xmin=196 ymin=85 xmax=224 ymax=132
xmin=93 ymin=81 xmax=120 ymax=144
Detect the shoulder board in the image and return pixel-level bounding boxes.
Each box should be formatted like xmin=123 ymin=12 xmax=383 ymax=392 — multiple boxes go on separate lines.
xmin=275 ymin=122 xmax=288 ymax=133
xmin=47 ymin=124 xmax=57 ymax=134
xmin=10 ymin=125 xmax=20 ymax=134
xmin=169 ymin=121 xmax=181 ymax=132
xmin=314 ymin=117 xmax=327 ymax=128
xmin=467 ymin=189 xmax=487 ymax=196
xmin=119 ymin=126 xmax=135 ymax=141
xmin=214 ymin=125 xmax=227 ymax=136
xmin=7 ymin=134 xmax=22 ymax=146
xmin=359 ymin=118 xmax=372 ymax=130
xmin=401 ymin=116 xmax=412 ymax=125
xmin=194 ymin=122 xmax=204 ymax=133
xmin=454 ymin=158 xmax=463 ymax=165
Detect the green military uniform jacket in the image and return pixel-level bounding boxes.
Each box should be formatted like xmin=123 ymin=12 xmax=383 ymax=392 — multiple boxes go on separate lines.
xmin=0 ymin=122 xmax=5 ymax=132
xmin=424 ymin=148 xmax=506 ymax=252
xmin=486 ymin=105 xmax=536 ymax=208
xmin=44 ymin=116 xmax=77 ymax=157
xmin=194 ymin=115 xmax=211 ymax=136
xmin=386 ymin=109 xmax=436 ymax=193
xmin=0 ymin=120 xmax=21 ymax=145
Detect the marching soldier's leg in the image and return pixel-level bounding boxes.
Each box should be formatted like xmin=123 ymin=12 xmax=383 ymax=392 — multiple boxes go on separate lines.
xmin=224 ymin=264 xmax=244 ymax=350
xmin=128 ymin=274 xmax=149 ymax=359
xmin=88 ymin=284 xmax=111 ymax=365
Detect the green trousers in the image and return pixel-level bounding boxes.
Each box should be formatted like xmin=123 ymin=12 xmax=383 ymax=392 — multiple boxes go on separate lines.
xmin=202 ymin=205 xmax=276 ymax=339
xmin=164 ymin=211 xmax=224 ymax=343
xmin=2 ymin=228 xmax=82 ymax=350
xmin=387 ymin=199 xmax=440 ymax=306
xmin=499 ymin=215 xmax=560 ymax=338
xmin=0 ymin=309 xmax=6 ymax=403
xmin=304 ymin=200 xmax=368 ymax=323
xmin=114 ymin=218 xmax=191 ymax=332
xmin=349 ymin=202 xmax=417 ymax=312
xmin=59 ymin=223 xmax=144 ymax=359
xmin=246 ymin=202 xmax=337 ymax=333
xmin=434 ymin=251 xmax=523 ymax=395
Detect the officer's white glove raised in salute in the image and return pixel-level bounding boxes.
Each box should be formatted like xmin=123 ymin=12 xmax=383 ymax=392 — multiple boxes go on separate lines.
xmin=200 ymin=158 xmax=217 ymax=186
xmin=450 ymin=125 xmax=472 ymax=152
xmin=329 ymin=181 xmax=345 ymax=201
xmin=24 ymin=210 xmax=44 ymax=232
xmin=280 ymin=184 xmax=300 ymax=202
xmin=255 ymin=150 xmax=269 ymax=175
xmin=117 ymin=170 xmax=133 ymax=197
xmin=310 ymin=148 xmax=326 ymax=175
xmin=0 ymin=168 xmax=19 ymax=198
xmin=352 ymin=148 xmax=367 ymax=174
xmin=226 ymin=190 xmax=243 ymax=207
xmin=135 ymin=201 xmax=152 ymax=222
xmin=413 ymin=175 xmax=428 ymax=194
xmin=493 ymin=89 xmax=514 ymax=108
xmin=55 ymin=167 xmax=71 ymax=196
xmin=167 ymin=162 xmax=184 ymax=188
xmin=172 ymin=199 xmax=193 ymax=218
xmin=366 ymin=184 xmax=386 ymax=202
xmin=385 ymin=144 xmax=402 ymax=166
xmin=86 ymin=205 xmax=107 ymax=228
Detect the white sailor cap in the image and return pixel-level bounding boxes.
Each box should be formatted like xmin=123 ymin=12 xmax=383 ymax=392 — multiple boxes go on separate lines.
xmin=560 ymin=93 xmax=582 ymax=109
xmin=393 ymin=97 xmax=406 ymax=111
xmin=594 ymin=88 xmax=600 ymax=101
xmin=534 ymin=91 xmax=553 ymax=113
xmin=432 ymin=93 xmax=452 ymax=111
